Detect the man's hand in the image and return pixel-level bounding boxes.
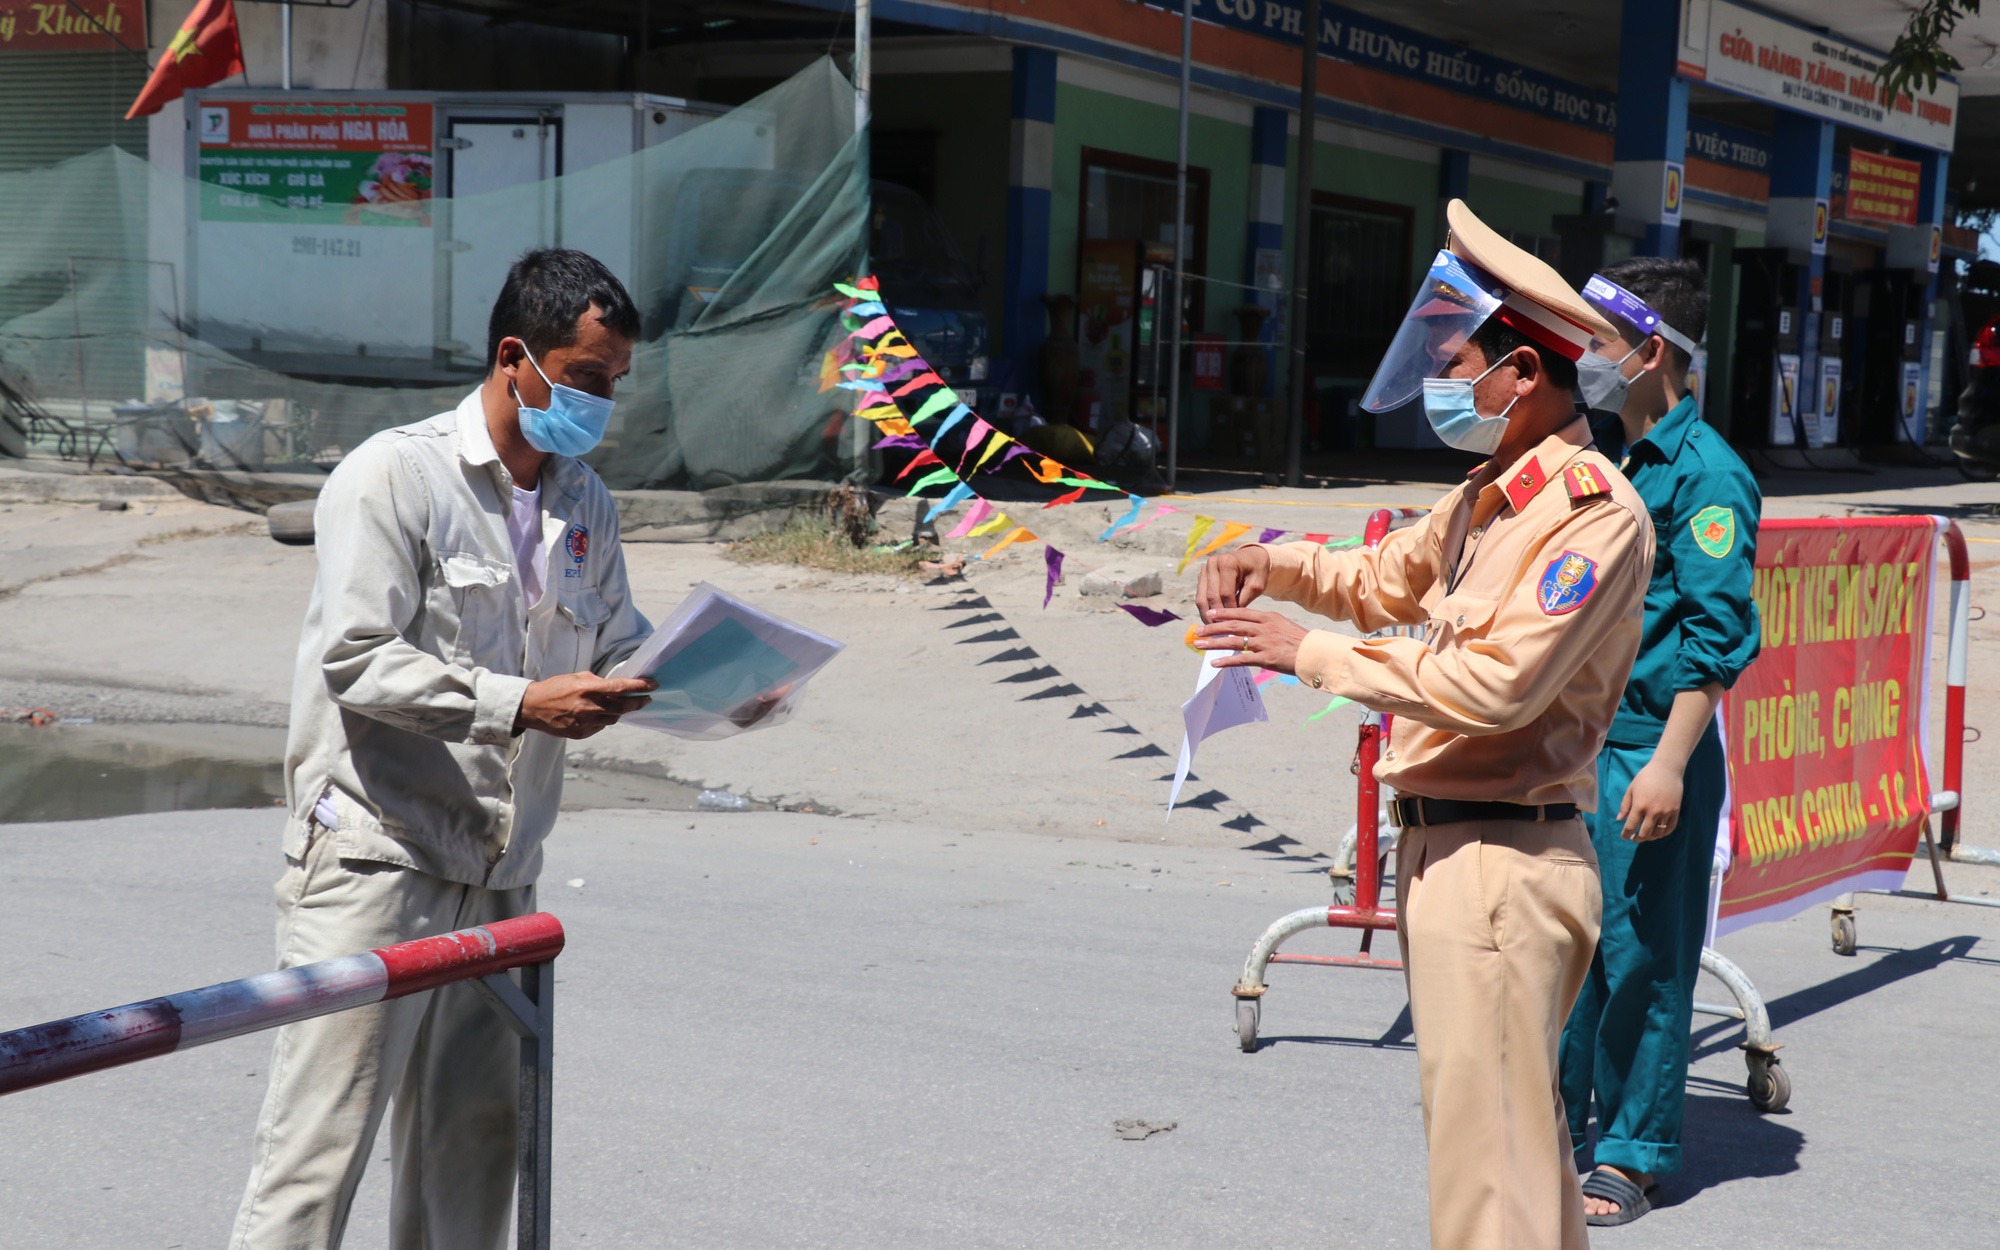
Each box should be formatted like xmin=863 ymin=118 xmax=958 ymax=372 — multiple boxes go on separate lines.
xmin=1196 ymin=547 xmax=1272 ymax=622
xmin=516 ymin=673 xmax=656 ymax=740
xmin=1618 ymin=759 xmax=1685 ymax=842
xmin=1194 ymin=607 xmax=1308 ymax=675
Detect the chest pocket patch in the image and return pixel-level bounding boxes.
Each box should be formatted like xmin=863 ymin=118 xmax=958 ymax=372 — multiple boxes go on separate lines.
xmin=562 ymin=523 xmax=590 ymax=579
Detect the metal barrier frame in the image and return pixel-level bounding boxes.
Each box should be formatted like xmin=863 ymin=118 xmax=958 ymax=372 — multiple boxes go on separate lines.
xmin=0 ymin=912 xmax=564 ymax=1250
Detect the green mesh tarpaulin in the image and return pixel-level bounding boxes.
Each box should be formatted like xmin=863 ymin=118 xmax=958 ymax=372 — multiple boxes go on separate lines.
xmin=0 ymin=60 xmax=865 ymax=488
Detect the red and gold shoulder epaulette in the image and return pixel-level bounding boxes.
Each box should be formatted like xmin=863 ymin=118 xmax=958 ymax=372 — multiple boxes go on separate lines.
xmin=1562 ymin=461 xmax=1613 ymax=503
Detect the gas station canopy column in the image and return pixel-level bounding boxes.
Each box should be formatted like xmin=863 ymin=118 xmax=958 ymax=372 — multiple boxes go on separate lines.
xmin=1611 ymin=0 xmax=1688 ymax=259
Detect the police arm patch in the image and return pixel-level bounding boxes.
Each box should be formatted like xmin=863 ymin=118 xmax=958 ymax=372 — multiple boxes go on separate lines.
xmin=1538 ymin=550 xmax=1598 ymax=615
xmin=1690 ymin=505 xmax=1735 ymax=558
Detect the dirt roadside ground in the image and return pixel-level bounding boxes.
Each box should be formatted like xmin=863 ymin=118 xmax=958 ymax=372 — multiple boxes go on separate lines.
xmin=4 ymin=464 xmax=2000 ymax=860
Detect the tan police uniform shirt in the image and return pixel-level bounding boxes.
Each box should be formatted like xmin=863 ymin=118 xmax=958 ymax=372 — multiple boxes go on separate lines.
xmin=1248 ymin=416 xmax=1652 ymax=811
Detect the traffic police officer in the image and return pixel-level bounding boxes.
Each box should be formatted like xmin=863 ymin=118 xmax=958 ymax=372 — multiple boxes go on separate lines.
xmin=1197 ymin=200 xmax=1654 ymax=1249
xmin=1558 ymin=257 xmax=1761 ymax=1225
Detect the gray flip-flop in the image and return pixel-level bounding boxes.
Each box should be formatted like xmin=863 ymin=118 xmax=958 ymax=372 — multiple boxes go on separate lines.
xmin=1581 ymin=1169 xmax=1660 ymax=1227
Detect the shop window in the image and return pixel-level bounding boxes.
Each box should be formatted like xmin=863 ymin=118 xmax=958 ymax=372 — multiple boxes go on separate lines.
xmin=1307 ymin=193 xmax=1414 ymax=380
xmin=1079 ymin=148 xmax=1209 ymax=325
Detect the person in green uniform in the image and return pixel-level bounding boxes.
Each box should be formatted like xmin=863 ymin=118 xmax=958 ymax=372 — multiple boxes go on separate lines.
xmin=1557 ymin=256 xmax=1761 ymax=1226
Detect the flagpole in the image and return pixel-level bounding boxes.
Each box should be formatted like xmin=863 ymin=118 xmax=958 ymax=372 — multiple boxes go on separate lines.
xmin=1284 ymin=0 xmax=1319 ymax=489
xmin=1166 ymin=0 xmax=1190 ymax=495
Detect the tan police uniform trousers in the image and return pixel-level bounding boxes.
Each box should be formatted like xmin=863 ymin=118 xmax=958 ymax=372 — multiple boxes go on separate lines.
xmin=228 ymin=823 xmax=532 ymax=1250
xmin=1397 ymin=817 xmax=1600 ymax=1250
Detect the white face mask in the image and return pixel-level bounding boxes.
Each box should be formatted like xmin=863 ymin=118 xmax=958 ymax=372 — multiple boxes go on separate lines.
xmin=1421 ymin=356 xmax=1518 ymax=455
xmin=1577 ymin=343 xmax=1642 ymax=413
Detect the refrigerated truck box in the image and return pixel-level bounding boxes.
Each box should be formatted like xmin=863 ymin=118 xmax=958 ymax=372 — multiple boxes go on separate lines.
xmin=180 ymin=90 xmax=761 ymax=385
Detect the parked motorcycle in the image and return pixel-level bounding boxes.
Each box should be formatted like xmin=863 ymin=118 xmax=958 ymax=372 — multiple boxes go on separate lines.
xmin=1948 ymin=314 xmax=2000 ymax=480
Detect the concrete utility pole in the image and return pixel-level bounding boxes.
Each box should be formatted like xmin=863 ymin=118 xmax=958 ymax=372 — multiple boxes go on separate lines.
xmin=851 ymin=0 xmax=873 ymax=484
xmin=280 ymin=1 xmax=293 ymax=90
xmin=1284 ymin=0 xmax=1320 ymax=488
xmin=1166 ymin=0 xmax=1191 ymax=494
xmin=855 ymin=0 xmax=871 ymax=133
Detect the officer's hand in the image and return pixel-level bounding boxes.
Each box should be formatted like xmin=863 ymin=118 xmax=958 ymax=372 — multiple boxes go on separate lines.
xmin=1618 ymin=760 xmax=1684 ymax=842
xmin=1194 ymin=608 xmax=1307 ymax=675
xmin=1197 ymin=546 xmax=1271 ymax=622
xmin=727 ymin=684 xmax=793 ymax=728
xmin=516 ymin=673 xmax=657 ymax=740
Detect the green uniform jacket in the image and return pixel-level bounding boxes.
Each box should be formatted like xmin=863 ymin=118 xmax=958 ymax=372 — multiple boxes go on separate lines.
xmin=1600 ymin=395 xmax=1762 ymax=748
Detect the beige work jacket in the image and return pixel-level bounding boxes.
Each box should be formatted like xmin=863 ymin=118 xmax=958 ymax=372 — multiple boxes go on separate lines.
xmin=1251 ymin=417 xmax=1653 ymax=811
xmin=282 ymin=391 xmax=651 ymax=889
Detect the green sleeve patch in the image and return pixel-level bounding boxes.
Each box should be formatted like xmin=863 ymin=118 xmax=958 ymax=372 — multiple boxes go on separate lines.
xmin=1690 ymin=505 xmax=1736 ymax=558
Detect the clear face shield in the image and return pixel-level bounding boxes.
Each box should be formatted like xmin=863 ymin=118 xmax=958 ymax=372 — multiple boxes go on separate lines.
xmin=1360 ymin=249 xmax=1508 ymax=413
xmin=1576 ymin=274 xmax=1701 ymax=413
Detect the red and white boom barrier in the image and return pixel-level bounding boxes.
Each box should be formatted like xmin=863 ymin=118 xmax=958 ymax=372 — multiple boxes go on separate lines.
xmin=0 ymin=912 xmax=563 ymax=1096
xmin=0 ymin=913 xmax=564 ymax=1250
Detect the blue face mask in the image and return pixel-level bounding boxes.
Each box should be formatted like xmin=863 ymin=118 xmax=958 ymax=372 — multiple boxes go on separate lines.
xmin=512 ymin=347 xmax=616 ymax=458
xmin=1421 ymin=356 xmax=1517 ymax=455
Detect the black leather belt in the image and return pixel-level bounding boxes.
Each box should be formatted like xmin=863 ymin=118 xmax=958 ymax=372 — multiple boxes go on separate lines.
xmin=1390 ymin=797 xmax=1579 ymax=827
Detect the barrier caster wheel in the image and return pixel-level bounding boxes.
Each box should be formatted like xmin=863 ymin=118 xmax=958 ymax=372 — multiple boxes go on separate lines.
xmin=1236 ymin=999 xmax=1260 ymax=1053
xmin=1747 ymin=1055 xmax=1790 ymax=1113
xmin=1830 ymin=911 xmax=1857 ymax=956
xmin=1330 ymin=879 xmax=1356 ymax=907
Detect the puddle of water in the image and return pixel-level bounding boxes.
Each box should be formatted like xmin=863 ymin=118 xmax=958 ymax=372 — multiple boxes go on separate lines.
xmin=0 ymin=723 xmax=287 ymax=823
xmin=0 ymin=722 xmax=771 ymax=822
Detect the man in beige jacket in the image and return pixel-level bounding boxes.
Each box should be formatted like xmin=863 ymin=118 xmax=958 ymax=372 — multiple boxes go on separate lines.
xmin=231 ymin=249 xmax=657 ymax=1249
xmin=1197 ymin=202 xmax=1654 ymax=1249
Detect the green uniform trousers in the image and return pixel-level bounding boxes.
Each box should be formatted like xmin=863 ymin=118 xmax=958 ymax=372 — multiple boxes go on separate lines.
xmin=1558 ymin=725 xmax=1726 ymax=1175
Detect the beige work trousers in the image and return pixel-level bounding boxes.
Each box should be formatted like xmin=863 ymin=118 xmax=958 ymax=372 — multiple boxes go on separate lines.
xmin=228 ymin=824 xmax=533 ymax=1250
xmin=1395 ymin=817 xmax=1602 ymax=1250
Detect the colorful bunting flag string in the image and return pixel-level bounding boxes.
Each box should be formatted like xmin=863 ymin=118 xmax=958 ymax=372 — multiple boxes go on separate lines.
xmin=946 ymin=498 xmax=995 ymax=540
xmin=830 ymin=273 xmax=1416 ymax=730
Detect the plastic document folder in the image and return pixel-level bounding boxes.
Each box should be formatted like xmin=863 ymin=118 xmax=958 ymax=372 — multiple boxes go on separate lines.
xmin=608 ymin=582 xmax=844 ymax=740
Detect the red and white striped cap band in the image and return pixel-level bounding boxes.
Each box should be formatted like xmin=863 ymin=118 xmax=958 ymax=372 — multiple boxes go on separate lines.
xmin=1491 ymin=291 xmax=1596 ymax=362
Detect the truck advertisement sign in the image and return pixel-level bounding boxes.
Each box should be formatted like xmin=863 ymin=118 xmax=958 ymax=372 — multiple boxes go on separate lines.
xmin=196 ymin=99 xmax=434 ymax=226
xmin=1717 ymin=518 xmax=1936 ymax=935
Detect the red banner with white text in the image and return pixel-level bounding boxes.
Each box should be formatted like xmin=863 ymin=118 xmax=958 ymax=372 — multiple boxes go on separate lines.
xmin=1716 ymin=517 xmax=1936 ymax=935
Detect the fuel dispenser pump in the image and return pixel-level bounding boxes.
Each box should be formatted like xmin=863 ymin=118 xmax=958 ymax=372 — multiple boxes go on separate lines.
xmin=1856 ymin=268 xmax=1926 ymax=444
xmin=1817 ymin=266 xmax=1853 ymax=446
xmin=1730 ymin=246 xmax=1807 ymax=447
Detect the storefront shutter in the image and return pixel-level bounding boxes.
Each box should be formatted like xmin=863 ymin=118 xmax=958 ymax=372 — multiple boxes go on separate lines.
xmin=0 ymin=51 xmax=151 ymax=172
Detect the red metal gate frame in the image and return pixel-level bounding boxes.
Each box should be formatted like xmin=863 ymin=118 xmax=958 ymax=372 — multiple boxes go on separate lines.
xmin=1230 ymin=508 xmax=1408 ymax=1050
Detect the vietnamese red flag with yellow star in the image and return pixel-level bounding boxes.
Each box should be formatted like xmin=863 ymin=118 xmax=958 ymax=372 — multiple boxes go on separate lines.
xmin=124 ymin=0 xmax=245 ymax=120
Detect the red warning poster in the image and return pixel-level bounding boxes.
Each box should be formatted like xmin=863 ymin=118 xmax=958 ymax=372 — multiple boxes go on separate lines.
xmin=1716 ymin=517 xmax=1937 ymax=934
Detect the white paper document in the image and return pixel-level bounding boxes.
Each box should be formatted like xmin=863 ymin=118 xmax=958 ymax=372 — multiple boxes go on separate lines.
xmin=1167 ymin=651 xmax=1268 ymax=816
xmin=608 ymin=582 xmax=844 ymax=740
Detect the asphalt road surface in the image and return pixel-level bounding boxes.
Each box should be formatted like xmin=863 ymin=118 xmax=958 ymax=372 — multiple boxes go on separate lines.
xmin=3 ymin=807 xmax=1997 ymax=1248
